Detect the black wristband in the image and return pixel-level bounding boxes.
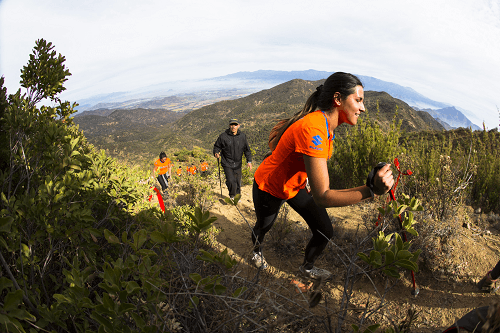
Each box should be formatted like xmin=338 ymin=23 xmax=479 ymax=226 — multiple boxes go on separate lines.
xmin=366 ymin=162 xmax=387 ymax=196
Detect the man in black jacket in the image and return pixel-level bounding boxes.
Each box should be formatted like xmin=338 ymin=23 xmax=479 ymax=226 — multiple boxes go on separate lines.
xmin=213 ymin=118 xmax=252 ymax=199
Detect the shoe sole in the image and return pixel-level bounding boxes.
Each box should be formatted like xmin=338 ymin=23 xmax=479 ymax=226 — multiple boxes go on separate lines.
xmin=299 ymin=268 xmax=333 ymax=281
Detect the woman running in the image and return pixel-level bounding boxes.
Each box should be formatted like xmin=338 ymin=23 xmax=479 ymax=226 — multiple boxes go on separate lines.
xmin=154 ymin=152 xmax=172 ymax=194
xmin=251 ymin=72 xmax=394 ymax=280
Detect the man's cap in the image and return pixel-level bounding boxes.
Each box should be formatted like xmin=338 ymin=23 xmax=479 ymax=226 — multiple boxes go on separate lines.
xmin=229 ymin=118 xmax=239 ymax=125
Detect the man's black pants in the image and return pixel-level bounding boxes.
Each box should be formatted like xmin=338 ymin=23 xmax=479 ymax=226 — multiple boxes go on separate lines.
xmin=223 ymin=166 xmax=242 ymax=198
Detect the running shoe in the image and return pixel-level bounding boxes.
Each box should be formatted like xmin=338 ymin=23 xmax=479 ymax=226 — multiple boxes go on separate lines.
xmin=478 ymin=271 xmax=499 ymax=293
xmin=299 ymin=265 xmax=332 ymax=280
xmin=251 ymin=252 xmax=268 ymax=269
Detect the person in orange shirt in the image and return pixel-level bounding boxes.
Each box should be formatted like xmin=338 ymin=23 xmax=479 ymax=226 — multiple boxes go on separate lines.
xmin=200 ymin=160 xmax=209 ymax=176
xmin=153 ymin=152 xmax=172 ymax=193
xmin=187 ymin=163 xmax=197 ymax=176
xmin=250 ymin=72 xmax=394 ymax=280
xmin=176 ymin=166 xmax=183 ymax=177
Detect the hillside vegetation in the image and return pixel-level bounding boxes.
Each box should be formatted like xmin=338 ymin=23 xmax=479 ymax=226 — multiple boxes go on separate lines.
xmin=76 ymin=78 xmax=444 ymax=165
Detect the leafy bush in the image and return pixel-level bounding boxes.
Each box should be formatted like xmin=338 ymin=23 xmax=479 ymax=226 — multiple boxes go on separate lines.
xmin=329 ymin=106 xmax=404 ymax=190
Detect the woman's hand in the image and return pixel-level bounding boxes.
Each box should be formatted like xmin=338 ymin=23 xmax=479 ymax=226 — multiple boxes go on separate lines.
xmin=372 ymin=164 xmax=394 ymax=195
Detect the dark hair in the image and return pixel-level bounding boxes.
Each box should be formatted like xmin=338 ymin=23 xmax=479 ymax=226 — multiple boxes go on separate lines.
xmin=159 ymin=151 xmax=167 ymax=160
xmin=269 ymin=72 xmax=363 ymax=150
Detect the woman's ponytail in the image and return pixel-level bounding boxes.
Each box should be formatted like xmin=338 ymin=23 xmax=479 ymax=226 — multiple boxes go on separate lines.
xmin=268 ymin=87 xmax=322 ymax=151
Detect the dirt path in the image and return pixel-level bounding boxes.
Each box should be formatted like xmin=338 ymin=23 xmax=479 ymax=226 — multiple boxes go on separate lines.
xmin=204 ymin=184 xmax=500 ymax=332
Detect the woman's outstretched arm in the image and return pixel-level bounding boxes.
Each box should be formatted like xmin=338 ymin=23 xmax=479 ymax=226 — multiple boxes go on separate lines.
xmin=303 ymin=155 xmax=394 ymax=208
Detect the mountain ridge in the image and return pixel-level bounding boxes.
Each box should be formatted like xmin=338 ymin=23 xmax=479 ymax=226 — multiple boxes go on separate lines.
xmin=74 ymin=70 xmax=477 ymax=130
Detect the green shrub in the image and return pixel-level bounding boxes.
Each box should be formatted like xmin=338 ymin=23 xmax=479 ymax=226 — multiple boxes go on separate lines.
xmin=329 ymin=107 xmax=404 ymax=189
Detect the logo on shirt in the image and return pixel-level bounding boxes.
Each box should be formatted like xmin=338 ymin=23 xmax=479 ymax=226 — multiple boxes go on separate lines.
xmin=312 ymin=135 xmax=323 ymax=146
xmin=310 ymin=135 xmax=323 ymax=151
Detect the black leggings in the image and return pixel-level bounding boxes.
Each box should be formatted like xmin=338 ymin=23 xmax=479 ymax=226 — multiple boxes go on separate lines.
xmin=157 ymin=174 xmax=169 ymax=191
xmin=251 ymin=180 xmax=334 ymax=269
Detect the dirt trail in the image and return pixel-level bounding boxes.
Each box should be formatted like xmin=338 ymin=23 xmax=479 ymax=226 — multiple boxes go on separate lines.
xmin=204 ymin=184 xmax=500 ymax=332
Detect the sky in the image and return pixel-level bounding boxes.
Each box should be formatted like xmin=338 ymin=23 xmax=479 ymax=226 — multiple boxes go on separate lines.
xmin=1 ymin=0 xmax=499 ymax=129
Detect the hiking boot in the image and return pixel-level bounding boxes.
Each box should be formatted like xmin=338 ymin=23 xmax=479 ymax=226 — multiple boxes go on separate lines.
xmin=478 ymin=271 xmax=499 ymax=293
xmin=251 ymin=252 xmax=268 ymax=269
xmin=299 ymin=265 xmax=332 ymax=280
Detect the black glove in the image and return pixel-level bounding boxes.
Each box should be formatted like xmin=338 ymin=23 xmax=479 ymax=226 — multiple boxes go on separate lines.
xmin=366 ymin=162 xmax=388 ymax=197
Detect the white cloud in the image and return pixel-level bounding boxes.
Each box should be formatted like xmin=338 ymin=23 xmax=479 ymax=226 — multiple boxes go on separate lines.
xmin=1 ymin=0 xmax=499 ymax=128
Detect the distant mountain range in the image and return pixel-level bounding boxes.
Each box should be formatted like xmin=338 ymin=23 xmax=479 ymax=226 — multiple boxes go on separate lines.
xmin=74 ymin=70 xmax=480 ymax=130
xmin=413 ymin=106 xmax=481 ymax=130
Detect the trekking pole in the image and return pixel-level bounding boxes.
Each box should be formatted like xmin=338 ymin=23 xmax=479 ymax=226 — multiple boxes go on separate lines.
xmin=387 ymin=158 xmax=419 ymax=296
xmin=388 ymin=189 xmax=419 ymax=296
xmin=217 ymin=156 xmax=223 ymax=196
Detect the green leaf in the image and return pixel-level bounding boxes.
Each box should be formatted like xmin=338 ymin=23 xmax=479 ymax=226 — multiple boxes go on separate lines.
xmin=104 ymin=229 xmax=120 ymax=244
xmin=0 ymin=236 xmax=9 ymax=251
xmin=121 ymin=231 xmax=128 ymax=244
xmin=0 ymin=216 xmax=14 ymax=233
xmin=130 ymin=312 xmax=145 ymax=329
xmin=133 ymin=230 xmax=148 ymax=251
xmin=382 ymin=267 xmax=400 ymax=278
xmin=369 ymin=250 xmax=382 ymax=267
xmin=396 ymin=259 xmax=418 ymax=272
xmin=232 ymin=286 xmax=247 ymax=298
xmin=396 ymin=250 xmax=412 ymax=260
xmin=3 ymin=289 xmax=24 ymax=311
xmin=125 ymin=281 xmax=141 ymax=295
xmin=0 ymin=277 xmax=14 ymax=295
xmin=136 ymin=249 xmax=157 ymax=257
xmin=53 ymin=294 xmax=72 ymax=304
xmin=395 ymin=233 xmax=404 ymax=251
xmin=102 ymin=293 xmax=114 ymax=311
xmin=384 ymin=250 xmax=395 ymax=265
xmin=364 ymin=324 xmax=381 ymax=333
xmin=357 ymin=252 xmax=370 ymax=263
xmin=412 ymin=249 xmax=422 ymax=262
xmin=6 ymin=308 xmax=36 ymax=322
xmin=118 ymin=303 xmax=135 ymax=315
xmin=190 ymin=296 xmax=199 ymax=308
xmin=0 ymin=314 xmax=11 ymax=327
xmin=150 ymin=231 xmax=166 ymax=243
xmin=213 ymin=285 xmax=226 ymax=295
xmin=91 ymin=312 xmax=114 ymax=332
xmin=406 ymin=227 xmax=418 ymax=237
xmin=190 ymin=273 xmax=202 ymax=284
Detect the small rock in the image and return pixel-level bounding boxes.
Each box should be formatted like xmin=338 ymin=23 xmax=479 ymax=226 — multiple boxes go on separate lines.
xmin=475 ymin=207 xmax=482 ymax=214
xmin=462 ymin=222 xmax=470 ymax=229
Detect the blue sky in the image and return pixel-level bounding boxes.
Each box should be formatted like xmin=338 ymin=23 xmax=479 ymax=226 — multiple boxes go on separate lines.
xmin=1 ymin=0 xmax=499 ymax=129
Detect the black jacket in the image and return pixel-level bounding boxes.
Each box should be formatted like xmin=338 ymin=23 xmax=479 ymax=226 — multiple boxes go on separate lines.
xmin=213 ymin=129 xmax=252 ymax=169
